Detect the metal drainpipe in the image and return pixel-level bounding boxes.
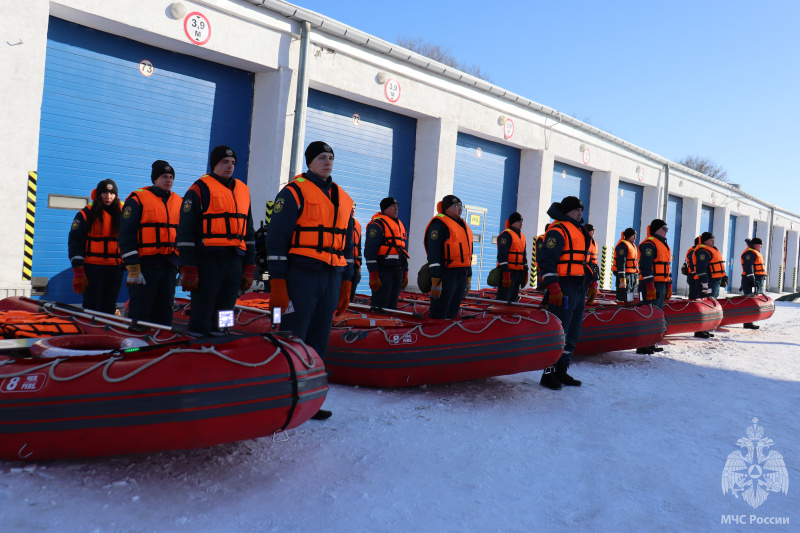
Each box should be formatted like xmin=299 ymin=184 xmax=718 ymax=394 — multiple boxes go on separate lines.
xmin=767 ymin=206 xmax=775 ymax=289
xmin=662 ymin=164 xmax=670 ymax=219
xmin=289 ymin=21 xmax=311 ymax=179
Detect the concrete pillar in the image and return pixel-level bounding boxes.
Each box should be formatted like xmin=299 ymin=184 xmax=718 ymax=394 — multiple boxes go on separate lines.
xmin=406 ymin=117 xmax=458 ymax=288
xmin=248 ymin=67 xmax=294 ymax=225
xmin=588 ymin=171 xmax=618 ymax=289
xmin=518 ymin=149 xmax=554 ymax=237
xmin=641 ymin=186 xmax=661 ymax=238
xmin=768 ymin=225 xmax=786 ymax=292
xmin=713 ymin=206 xmax=731 ymax=295
xmin=733 ymin=214 xmax=752 ymax=286
xmin=785 ymin=229 xmax=800 ymax=292
xmin=674 ymin=197 xmax=701 ymax=295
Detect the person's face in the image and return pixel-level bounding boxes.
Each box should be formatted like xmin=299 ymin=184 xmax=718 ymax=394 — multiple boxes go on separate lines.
xmin=753 ymin=243 xmax=763 ymax=252
xmin=384 ymin=203 xmax=398 ymax=218
xmin=589 ymin=229 xmax=595 ymax=238
xmin=705 ymin=237 xmax=715 ymax=247
xmin=512 ymin=220 xmax=523 ymax=230
xmin=100 ymin=191 xmax=116 ymax=206
xmin=656 ymin=226 xmax=669 ymax=238
xmin=213 ymin=157 xmax=236 ymax=178
xmin=153 ymin=173 xmax=174 ymax=192
xmin=445 ymin=202 xmax=462 ymax=218
xmin=308 ymin=152 xmax=334 ymax=179
xmin=626 ymin=233 xmax=637 ymax=244
xmin=566 ymin=208 xmax=583 ymax=223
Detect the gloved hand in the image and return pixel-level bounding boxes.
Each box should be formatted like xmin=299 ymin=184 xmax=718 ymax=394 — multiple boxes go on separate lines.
xmin=520 ymin=273 xmax=528 ymax=288
xmin=665 ymin=283 xmax=672 ymax=300
xmin=401 ymin=271 xmax=409 ymax=289
xmin=586 ymin=282 xmax=598 ymax=305
xmin=681 ymin=263 xmax=689 ymax=276
xmin=369 ymin=271 xmax=382 ymax=291
xmin=700 ymin=282 xmax=710 ymax=296
xmin=126 ymin=264 xmax=146 ymax=286
xmin=502 ymin=271 xmax=512 ymax=288
xmin=546 ymin=283 xmax=563 ymax=307
xmin=619 ymin=276 xmax=627 ymax=288
xmin=72 ymin=266 xmax=88 ymax=295
xmin=430 ymin=277 xmax=442 ymax=300
xmin=645 ymin=282 xmax=656 ymax=301
xmin=465 ymin=277 xmax=472 ymax=297
xmin=335 ymin=281 xmax=352 ymax=316
xmin=180 ymin=266 xmax=199 ymax=292
xmin=240 ymin=264 xmax=255 ymax=292
xmin=269 ymin=278 xmax=290 ymax=313
xmin=720 ymin=275 xmax=729 ymax=288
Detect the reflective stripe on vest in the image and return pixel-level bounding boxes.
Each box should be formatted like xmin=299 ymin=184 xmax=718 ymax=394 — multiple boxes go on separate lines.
xmin=285 ymin=175 xmax=353 ymax=267
xmin=548 ymin=221 xmax=588 ymax=277
xmin=613 ymin=238 xmax=639 ymax=273
xmin=694 ymin=244 xmax=725 ymax=279
xmin=640 ymin=236 xmax=671 ymax=282
xmin=425 ymin=214 xmax=474 ymax=268
xmin=81 ymin=203 xmax=122 ymax=266
xmin=199 ymin=175 xmax=250 ymax=250
xmin=498 ymin=228 xmax=526 ymax=270
xmin=371 ymin=213 xmax=409 ymax=260
xmin=741 ymin=247 xmax=766 ymax=276
xmin=131 ymin=188 xmax=181 ymax=256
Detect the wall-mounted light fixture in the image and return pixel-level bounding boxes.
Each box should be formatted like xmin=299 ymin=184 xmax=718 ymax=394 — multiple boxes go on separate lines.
xmin=170 ymin=2 xmax=186 ymax=19
xmin=497 ymin=115 xmax=506 ymax=126
xmin=579 ymin=144 xmax=587 ymax=152
xmin=376 ymin=71 xmax=389 ymax=84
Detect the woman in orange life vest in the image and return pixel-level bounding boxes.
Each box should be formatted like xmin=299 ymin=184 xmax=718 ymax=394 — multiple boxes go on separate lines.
xmin=495 ymin=212 xmax=527 ymax=303
xmin=424 ymin=194 xmax=472 ymax=319
xmin=537 ymin=196 xmax=598 ymax=390
xmin=68 ymin=179 xmax=124 ymax=314
xmin=365 ymin=197 xmax=409 ymax=310
xmin=741 ymin=237 xmax=766 ymax=329
xmin=614 ymin=227 xmax=638 ymax=302
xmin=176 ymin=145 xmax=256 ymax=335
xmin=636 ymin=218 xmax=671 ymax=354
xmin=118 ymin=160 xmax=181 ymax=326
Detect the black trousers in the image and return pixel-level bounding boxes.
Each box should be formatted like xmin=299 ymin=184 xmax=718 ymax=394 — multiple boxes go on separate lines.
xmin=128 ymin=262 xmax=178 ymax=326
xmin=429 ymin=268 xmax=468 ymax=319
xmin=83 ymin=264 xmax=124 ymax=314
xmin=370 ymin=268 xmax=403 ymax=310
xmin=188 ymin=254 xmax=243 ymax=334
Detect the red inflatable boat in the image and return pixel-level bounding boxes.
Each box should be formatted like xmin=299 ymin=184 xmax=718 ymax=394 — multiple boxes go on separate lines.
xmin=0 ymin=297 xmax=327 ymax=461
xmin=717 ymin=294 xmax=775 ymax=326
xmin=662 ymin=297 xmax=724 ymax=335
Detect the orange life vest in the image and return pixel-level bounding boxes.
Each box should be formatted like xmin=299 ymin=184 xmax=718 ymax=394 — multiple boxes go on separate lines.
xmin=0 ymin=311 xmax=82 ymax=338
xmin=614 ymin=237 xmax=639 ymax=273
xmin=639 ymin=236 xmax=671 ymax=283
xmin=588 ymin=238 xmax=598 ymax=269
xmin=370 ymin=213 xmax=409 ymax=260
xmin=497 ymin=226 xmax=526 ymax=270
xmin=547 ymin=221 xmax=589 ymax=277
xmin=693 ymin=244 xmax=725 ymax=279
xmin=79 ymin=202 xmax=123 ymax=266
xmin=199 ymin=175 xmax=250 ymax=250
xmin=741 ymin=247 xmax=766 ymax=276
xmin=353 ymin=218 xmax=362 ymax=267
xmin=425 ymin=213 xmax=474 ymax=268
xmin=128 ymin=188 xmax=181 ymax=257
xmin=285 ymin=175 xmax=354 ymax=267
xmin=685 ymin=244 xmax=697 ymax=275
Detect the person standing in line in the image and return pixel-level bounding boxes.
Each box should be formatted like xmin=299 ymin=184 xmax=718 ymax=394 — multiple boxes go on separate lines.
xmin=683 ymin=237 xmax=701 ymax=299
xmin=613 ymin=227 xmax=638 ymax=302
xmin=741 ymin=237 xmax=766 ymax=329
xmin=424 ymin=195 xmax=472 ymax=319
xmin=176 ymin=146 xmax=256 ymax=335
xmin=537 ymin=196 xmax=598 ymax=390
xmin=692 ymin=231 xmax=727 ymax=338
xmin=68 ymin=179 xmax=124 ymax=314
xmin=266 ymin=141 xmax=355 ymax=421
xmin=637 ymin=219 xmax=672 ymax=354
xmin=586 ymin=223 xmax=600 ymax=282
xmin=364 ymin=197 xmax=409 ymax=309
xmin=495 ymin=212 xmax=527 ymax=303
xmin=349 ymin=204 xmax=362 ymax=302
xmin=118 ymin=160 xmax=181 ymax=326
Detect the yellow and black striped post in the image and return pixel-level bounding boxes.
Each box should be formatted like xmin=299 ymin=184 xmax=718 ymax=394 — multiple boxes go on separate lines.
xmin=793 ymin=266 xmax=797 ymax=290
xmin=778 ymin=265 xmax=783 ymax=291
xmin=530 ymin=237 xmax=537 ymax=288
xmin=265 ymin=200 xmax=275 ymax=226
xmin=600 ymin=245 xmax=608 ymax=289
xmin=22 ymin=171 xmax=37 ymax=281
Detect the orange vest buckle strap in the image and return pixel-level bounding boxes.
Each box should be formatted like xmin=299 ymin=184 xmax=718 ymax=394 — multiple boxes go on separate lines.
xmin=613 ymin=238 xmax=638 ymax=274
xmin=130 ymin=188 xmax=182 ymax=257
xmin=549 ymin=221 xmax=589 ymax=277
xmin=285 ymin=175 xmax=354 ymax=267
xmin=694 ymin=244 xmax=726 ymax=279
xmin=199 ymin=175 xmax=250 ymax=250
xmin=498 ymin=229 xmax=526 ymax=270
xmin=425 ymin=214 xmax=473 ymax=269
xmin=371 ymin=213 xmax=409 ymax=260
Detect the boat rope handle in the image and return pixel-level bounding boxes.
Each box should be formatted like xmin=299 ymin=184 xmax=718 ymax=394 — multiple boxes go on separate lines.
xmin=584 ymin=304 xmax=656 ymax=323
xmin=49 ymin=357 xmax=117 ymax=382
xmin=273 ymin=336 xmax=317 ymax=369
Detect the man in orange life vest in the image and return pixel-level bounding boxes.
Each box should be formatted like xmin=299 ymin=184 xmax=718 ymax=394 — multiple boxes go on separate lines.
xmin=495 ymin=212 xmax=527 ymax=303
xmin=586 ymin=223 xmax=600 ymax=281
xmin=693 ymin=232 xmax=727 ymax=299
xmin=68 ymin=179 xmax=124 ymax=314
xmin=537 ymin=196 xmax=598 ymax=390
xmin=425 ymin=195 xmax=472 ymax=319
xmin=176 ymin=146 xmax=256 ymax=335
xmin=266 ymin=142 xmax=355 ymax=420
xmin=349 ymin=203 xmax=362 ymax=302
xmin=637 ymin=218 xmax=671 ymax=353
xmin=741 ymin=237 xmax=766 ymax=329
xmin=614 ymin=227 xmax=638 ymax=302
xmin=364 ymin=197 xmax=409 ymax=309
xmin=119 ymin=160 xmax=181 ymax=326
xmin=683 ymin=236 xmax=701 ymax=299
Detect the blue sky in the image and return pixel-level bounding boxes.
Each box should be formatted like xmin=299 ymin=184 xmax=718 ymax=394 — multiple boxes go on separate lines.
xmin=294 ymin=0 xmax=799 ymax=212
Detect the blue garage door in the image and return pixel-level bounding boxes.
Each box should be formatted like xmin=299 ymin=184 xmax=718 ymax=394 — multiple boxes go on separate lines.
xmin=33 ymin=18 xmax=254 ymax=303
xmin=551 ymin=161 xmax=591 ymax=217
xmin=666 ymin=195 xmax=683 ymax=285
xmin=304 ymin=89 xmax=416 ymax=295
xmin=453 ymin=133 xmax=520 ymax=289
xmin=615 ymin=181 xmax=644 ymax=246
xmin=700 ymin=205 xmax=714 ymax=235
xmin=727 ymin=215 xmax=737 ymax=281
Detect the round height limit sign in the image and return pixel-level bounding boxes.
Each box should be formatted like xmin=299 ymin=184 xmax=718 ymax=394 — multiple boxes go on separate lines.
xmin=184 ymin=12 xmax=211 ymax=46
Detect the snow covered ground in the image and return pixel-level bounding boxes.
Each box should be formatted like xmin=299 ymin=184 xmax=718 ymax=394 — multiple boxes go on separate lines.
xmin=1 ymin=297 xmax=798 ymax=532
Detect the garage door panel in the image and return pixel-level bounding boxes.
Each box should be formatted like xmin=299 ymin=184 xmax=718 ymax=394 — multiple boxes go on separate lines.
xmin=615 ymin=181 xmax=644 ymax=246
xmin=551 ymin=161 xmax=591 ymax=215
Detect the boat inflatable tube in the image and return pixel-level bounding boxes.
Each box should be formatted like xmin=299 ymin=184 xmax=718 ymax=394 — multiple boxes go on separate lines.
xmin=30 ymin=334 xmax=149 ymax=358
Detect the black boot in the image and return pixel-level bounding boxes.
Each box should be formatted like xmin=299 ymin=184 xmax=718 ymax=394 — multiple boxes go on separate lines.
xmin=555 ymin=360 xmax=582 ymax=387
xmin=707 ymin=331 xmax=715 ymax=337
xmin=540 ymin=366 xmax=562 ymax=390
xmin=743 ymin=322 xmax=760 ymax=330
xmin=694 ymin=331 xmax=710 ymax=338
xmin=311 ymin=409 xmax=332 ymax=420
xmin=636 ymin=346 xmax=655 ymax=355
xmin=652 ymin=345 xmax=664 ymax=352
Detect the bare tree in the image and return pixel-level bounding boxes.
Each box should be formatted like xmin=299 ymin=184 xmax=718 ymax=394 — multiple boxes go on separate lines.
xmin=677 ymin=155 xmax=729 ymax=182
xmin=396 ymin=36 xmax=493 ymax=83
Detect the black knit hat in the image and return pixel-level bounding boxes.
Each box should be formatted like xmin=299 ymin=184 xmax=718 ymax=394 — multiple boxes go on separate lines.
xmin=508 ymin=212 xmax=523 ymax=225
xmin=750 ymin=237 xmax=763 ymax=245
xmin=701 ymin=231 xmax=715 ymax=243
xmin=305 ymin=141 xmax=334 ymax=166
xmin=380 ymin=197 xmax=398 ymax=212
xmin=558 ymin=196 xmax=584 ymax=214
xmin=623 ymin=227 xmax=637 ymax=239
xmin=649 ymin=219 xmax=667 ymax=234
xmin=151 ymin=160 xmax=174 ymax=183
xmin=441 ymin=195 xmax=462 ymax=211
xmin=209 ymin=145 xmax=236 ymax=171
xmin=585 ymin=223 xmax=595 ymax=232
xmin=95 ymin=179 xmax=118 ymax=197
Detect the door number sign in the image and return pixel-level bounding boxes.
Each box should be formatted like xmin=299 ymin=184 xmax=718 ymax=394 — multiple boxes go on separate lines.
xmin=138 ymin=59 xmax=154 ymax=77
xmin=184 ymin=12 xmax=211 ymax=46
xmin=384 ymin=78 xmax=401 ymax=103
xmin=504 ymin=118 xmax=514 ymax=139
